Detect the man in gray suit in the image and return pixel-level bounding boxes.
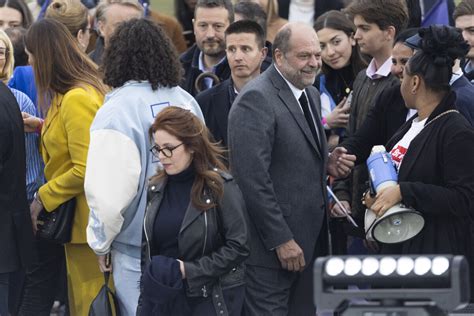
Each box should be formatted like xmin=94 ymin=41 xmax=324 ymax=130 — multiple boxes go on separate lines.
xmin=228 ymin=23 xmax=356 ymax=315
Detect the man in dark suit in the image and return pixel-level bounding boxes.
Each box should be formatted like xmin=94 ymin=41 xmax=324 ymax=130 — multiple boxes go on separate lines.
xmin=179 ymin=0 xmax=234 ymax=96
xmin=196 ymin=20 xmax=268 ymax=147
xmin=228 ymin=23 xmax=356 ymax=315
xmin=0 ymin=82 xmax=34 ymax=315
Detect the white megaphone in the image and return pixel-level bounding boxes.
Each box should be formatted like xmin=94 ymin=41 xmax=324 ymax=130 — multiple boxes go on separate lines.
xmin=365 ymin=146 xmax=425 ymax=244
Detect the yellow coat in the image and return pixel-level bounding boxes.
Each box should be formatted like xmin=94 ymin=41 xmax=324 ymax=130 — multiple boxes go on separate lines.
xmin=38 ymin=87 xmax=104 ymax=244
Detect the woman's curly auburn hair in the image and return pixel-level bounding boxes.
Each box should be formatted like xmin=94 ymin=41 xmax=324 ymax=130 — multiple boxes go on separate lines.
xmin=102 ymin=18 xmax=182 ymax=90
xmin=149 ymin=106 xmax=228 ymax=211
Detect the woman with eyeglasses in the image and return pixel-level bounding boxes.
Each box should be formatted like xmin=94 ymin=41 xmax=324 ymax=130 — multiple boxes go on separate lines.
xmin=139 ymin=106 xmax=249 ymax=316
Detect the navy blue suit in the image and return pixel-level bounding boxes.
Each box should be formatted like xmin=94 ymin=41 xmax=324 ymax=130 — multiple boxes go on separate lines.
xmin=195 ymin=79 xmax=235 ymax=148
xmin=452 ymin=75 xmax=474 ymax=126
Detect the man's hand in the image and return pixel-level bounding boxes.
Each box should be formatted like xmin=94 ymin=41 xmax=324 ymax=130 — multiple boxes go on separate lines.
xmin=371 ymin=185 xmax=402 ymax=217
xmin=97 ymin=254 xmax=112 ymax=272
xmin=330 ymin=200 xmax=351 ymax=218
xmin=276 ymin=239 xmax=305 ymax=272
xmin=30 ymin=199 xmax=43 ymax=235
xmin=328 ymin=147 xmax=356 ymax=178
xmin=326 ymin=97 xmax=350 ymax=129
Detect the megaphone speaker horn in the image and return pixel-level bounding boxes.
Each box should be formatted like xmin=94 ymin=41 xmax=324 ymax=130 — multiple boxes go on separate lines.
xmin=365 ymin=205 xmax=425 ymax=244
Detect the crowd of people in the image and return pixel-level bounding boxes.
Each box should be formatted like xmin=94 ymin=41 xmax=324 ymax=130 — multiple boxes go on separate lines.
xmin=0 ymin=0 xmax=473 ymax=315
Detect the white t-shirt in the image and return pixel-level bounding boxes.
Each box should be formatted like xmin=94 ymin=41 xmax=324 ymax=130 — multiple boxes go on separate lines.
xmin=390 ymin=117 xmax=427 ymax=171
xmin=288 ymin=0 xmax=315 ymax=25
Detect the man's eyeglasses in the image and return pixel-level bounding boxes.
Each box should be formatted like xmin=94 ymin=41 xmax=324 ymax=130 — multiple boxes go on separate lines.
xmin=150 ymin=143 xmax=183 ymax=158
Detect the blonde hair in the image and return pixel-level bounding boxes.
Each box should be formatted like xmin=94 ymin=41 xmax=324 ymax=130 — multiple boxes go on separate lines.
xmin=0 ymin=30 xmax=14 ymax=84
xmin=45 ymin=0 xmax=89 ymax=37
xmin=265 ymin=0 xmax=280 ymax=23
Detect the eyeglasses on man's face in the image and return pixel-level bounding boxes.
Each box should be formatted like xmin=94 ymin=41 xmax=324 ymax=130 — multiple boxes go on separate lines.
xmin=150 ymin=143 xmax=184 ymax=158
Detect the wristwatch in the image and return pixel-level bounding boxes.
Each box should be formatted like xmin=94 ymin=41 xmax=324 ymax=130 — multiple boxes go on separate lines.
xmin=33 ymin=191 xmax=43 ymax=206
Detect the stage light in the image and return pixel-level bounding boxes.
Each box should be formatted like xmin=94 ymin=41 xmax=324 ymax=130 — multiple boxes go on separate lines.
xmin=432 ymin=256 xmax=450 ymax=276
xmin=361 ymin=257 xmax=379 ymax=276
xmin=326 ymin=258 xmax=344 ymax=277
xmin=396 ymin=257 xmax=414 ymax=276
xmin=344 ymin=258 xmax=362 ymax=276
xmin=314 ymin=255 xmax=470 ymax=315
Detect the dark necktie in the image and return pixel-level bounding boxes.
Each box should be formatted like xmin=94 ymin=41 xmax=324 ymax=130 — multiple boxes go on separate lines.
xmin=299 ymin=92 xmax=319 ymax=144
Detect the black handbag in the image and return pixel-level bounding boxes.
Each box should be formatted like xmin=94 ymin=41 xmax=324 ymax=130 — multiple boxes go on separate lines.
xmin=37 ymin=198 xmax=76 ymax=244
xmin=89 ymin=272 xmax=121 ymax=316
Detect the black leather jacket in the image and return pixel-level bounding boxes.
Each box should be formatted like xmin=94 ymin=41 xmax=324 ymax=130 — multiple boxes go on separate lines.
xmin=141 ymin=170 xmax=249 ymax=300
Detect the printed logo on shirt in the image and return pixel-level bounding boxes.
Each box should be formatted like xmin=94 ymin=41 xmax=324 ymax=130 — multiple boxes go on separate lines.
xmin=390 ymin=145 xmax=407 ymax=168
xmin=150 ymin=101 xmax=171 ymax=118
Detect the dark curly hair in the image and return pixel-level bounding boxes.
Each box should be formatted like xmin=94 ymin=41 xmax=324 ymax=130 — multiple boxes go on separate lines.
xmin=102 ymin=18 xmax=182 ymax=90
xmin=406 ymin=25 xmax=469 ymax=92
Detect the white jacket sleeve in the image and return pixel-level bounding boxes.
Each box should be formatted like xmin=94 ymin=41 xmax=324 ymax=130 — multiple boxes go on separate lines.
xmin=85 ymin=129 xmax=141 ymax=255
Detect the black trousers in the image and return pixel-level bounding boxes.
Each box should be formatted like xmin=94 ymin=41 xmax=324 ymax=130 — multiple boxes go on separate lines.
xmin=243 ymin=264 xmax=316 ymax=316
xmin=17 ymin=239 xmax=65 ymax=316
xmin=0 ymin=272 xmax=9 ymax=316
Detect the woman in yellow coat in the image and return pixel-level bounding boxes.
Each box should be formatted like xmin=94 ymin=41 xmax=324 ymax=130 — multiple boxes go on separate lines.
xmin=22 ymin=18 xmax=108 ymax=316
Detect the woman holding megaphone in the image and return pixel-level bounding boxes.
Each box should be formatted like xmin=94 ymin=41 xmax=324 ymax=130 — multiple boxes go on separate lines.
xmin=364 ymin=25 xmax=474 ymax=300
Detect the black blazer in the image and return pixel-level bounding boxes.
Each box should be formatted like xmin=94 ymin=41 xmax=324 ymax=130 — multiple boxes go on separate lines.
xmin=383 ymin=92 xmax=474 ymax=295
xmin=195 ymin=79 xmax=234 ymax=148
xmin=342 ymin=84 xmax=408 ymax=165
xmin=0 ymin=82 xmax=34 ymax=273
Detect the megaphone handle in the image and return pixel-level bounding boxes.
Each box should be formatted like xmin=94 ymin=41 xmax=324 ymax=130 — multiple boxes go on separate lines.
xmin=369 ymin=179 xmax=376 ymax=196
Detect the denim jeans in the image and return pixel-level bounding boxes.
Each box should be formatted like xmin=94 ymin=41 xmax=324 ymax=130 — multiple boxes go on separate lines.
xmin=111 ymin=249 xmax=141 ymax=316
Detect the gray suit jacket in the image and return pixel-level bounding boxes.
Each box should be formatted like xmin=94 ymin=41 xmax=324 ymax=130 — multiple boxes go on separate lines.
xmin=228 ymin=65 xmax=329 ymax=269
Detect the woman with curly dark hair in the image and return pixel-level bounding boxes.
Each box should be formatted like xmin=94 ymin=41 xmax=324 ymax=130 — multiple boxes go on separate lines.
xmin=84 ymin=18 xmax=203 ymax=316
xmin=140 ymin=106 xmax=249 ymax=315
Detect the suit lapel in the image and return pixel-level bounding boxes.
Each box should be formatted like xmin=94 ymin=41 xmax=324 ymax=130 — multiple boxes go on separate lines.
xmin=268 ymin=66 xmax=322 ymax=158
xmin=277 ymin=88 xmax=321 ymax=158
xmin=179 ymin=204 xmax=200 ymax=234
xmin=42 ymin=94 xmax=62 ymax=136
xmin=307 ymin=89 xmax=325 ymax=155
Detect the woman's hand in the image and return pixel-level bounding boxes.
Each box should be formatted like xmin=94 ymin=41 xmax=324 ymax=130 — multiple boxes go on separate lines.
xmin=371 ymin=185 xmax=402 ymax=217
xmin=30 ymin=198 xmax=43 ymax=234
xmin=326 ymin=97 xmax=350 ymax=129
xmin=22 ymin=112 xmax=43 ymax=133
xmin=177 ymin=259 xmax=186 ymax=279
xmin=97 ymin=254 xmax=112 ymax=272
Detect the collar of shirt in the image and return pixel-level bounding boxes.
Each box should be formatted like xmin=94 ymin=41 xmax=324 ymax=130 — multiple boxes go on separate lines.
xmin=366 ymin=57 xmax=392 ymax=80
xmin=465 ymin=60 xmax=474 ymax=73
xmin=198 ymin=51 xmax=226 ymax=73
xmin=275 ymin=65 xmax=305 ymax=101
xmin=449 ymin=71 xmax=463 ymax=85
